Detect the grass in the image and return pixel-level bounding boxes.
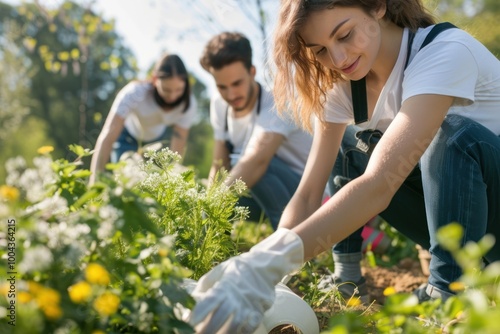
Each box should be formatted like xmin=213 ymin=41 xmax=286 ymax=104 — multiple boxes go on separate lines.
xmin=231 ymin=216 xmax=424 ymax=333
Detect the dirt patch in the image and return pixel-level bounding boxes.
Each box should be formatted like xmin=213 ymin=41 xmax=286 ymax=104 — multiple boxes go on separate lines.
xmin=275 ymin=257 xmax=429 ymax=333
xmin=363 ymin=257 xmax=428 ymax=304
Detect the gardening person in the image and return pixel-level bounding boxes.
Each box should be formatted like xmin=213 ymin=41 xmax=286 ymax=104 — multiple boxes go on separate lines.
xmin=89 ymin=54 xmax=198 ymax=184
xmin=200 ymin=31 xmax=313 ymax=230
xmin=188 ymin=0 xmax=500 ymax=332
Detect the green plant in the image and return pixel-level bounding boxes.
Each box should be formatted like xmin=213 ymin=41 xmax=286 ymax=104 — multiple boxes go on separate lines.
xmin=0 ymin=145 xmax=245 ymax=333
xmin=319 ymin=223 xmax=500 ymax=334
xmin=137 ymin=149 xmax=247 ymax=279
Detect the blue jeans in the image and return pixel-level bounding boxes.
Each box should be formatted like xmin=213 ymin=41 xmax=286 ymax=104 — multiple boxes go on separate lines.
xmin=111 ymin=127 xmax=172 ymax=163
xmin=238 ymin=156 xmax=302 ymax=230
xmin=330 ymin=115 xmax=500 ymax=294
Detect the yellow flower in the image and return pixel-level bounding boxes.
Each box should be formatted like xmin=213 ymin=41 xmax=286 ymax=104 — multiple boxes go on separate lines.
xmin=346 ymin=297 xmax=361 ymax=307
xmin=18 ymin=291 xmax=32 ymax=304
xmin=158 ymin=248 xmax=168 ymax=257
xmin=93 ymin=292 xmax=120 ymax=316
xmin=34 ymin=287 xmax=62 ymax=320
xmin=92 ymin=331 xmax=106 ymax=334
xmin=35 ymin=288 xmax=61 ymax=307
xmin=68 ymin=281 xmax=92 ymax=303
xmin=383 ymin=286 xmax=397 ymax=296
xmin=0 ymin=283 xmax=8 ymax=296
xmin=0 ymin=185 xmax=20 ymax=201
xmin=449 ymin=281 xmax=465 ymax=292
xmin=28 ymin=281 xmax=44 ymax=295
xmin=37 ymin=146 xmax=54 ymax=154
xmin=43 ymin=304 xmax=63 ymax=320
xmin=86 ymin=263 xmax=111 ymax=286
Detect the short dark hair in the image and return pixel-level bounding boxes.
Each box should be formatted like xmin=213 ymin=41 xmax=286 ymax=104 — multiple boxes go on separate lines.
xmin=153 ymin=53 xmax=191 ymax=112
xmin=200 ymin=32 xmax=253 ymax=72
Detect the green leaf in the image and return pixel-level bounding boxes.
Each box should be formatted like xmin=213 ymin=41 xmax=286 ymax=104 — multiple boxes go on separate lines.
xmin=437 ymin=223 xmax=464 ymax=252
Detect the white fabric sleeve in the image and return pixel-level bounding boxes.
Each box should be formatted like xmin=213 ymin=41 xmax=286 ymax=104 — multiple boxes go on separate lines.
xmin=190 ymin=228 xmax=304 ymax=333
xmin=110 ymin=81 xmax=145 ymax=119
xmin=254 ymin=106 xmax=295 ymax=138
xmin=323 ymin=82 xmax=355 ymax=124
xmin=403 ymin=41 xmax=478 ymax=106
xmin=209 ymin=95 xmax=227 ymax=141
xmin=175 ymin=94 xmax=198 ymax=129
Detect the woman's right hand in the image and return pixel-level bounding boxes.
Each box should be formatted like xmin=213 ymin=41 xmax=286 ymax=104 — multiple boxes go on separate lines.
xmin=189 ymin=228 xmax=304 ymax=333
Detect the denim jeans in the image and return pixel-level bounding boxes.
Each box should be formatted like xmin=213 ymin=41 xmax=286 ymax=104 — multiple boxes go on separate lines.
xmin=111 ymin=127 xmax=172 ymax=163
xmin=238 ymin=156 xmax=302 ymax=230
xmin=330 ymin=114 xmax=500 ymax=294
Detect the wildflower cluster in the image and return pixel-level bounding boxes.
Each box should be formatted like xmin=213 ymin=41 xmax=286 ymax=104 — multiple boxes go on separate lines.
xmin=138 ymin=148 xmax=247 ymax=279
xmin=0 ymin=145 xmax=243 ymax=333
xmin=316 ymin=223 xmax=500 ymax=334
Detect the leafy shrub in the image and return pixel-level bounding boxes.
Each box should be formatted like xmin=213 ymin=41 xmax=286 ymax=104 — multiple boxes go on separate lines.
xmin=320 ymin=223 xmax=500 ymax=334
xmin=0 ymin=146 xmax=244 ymax=333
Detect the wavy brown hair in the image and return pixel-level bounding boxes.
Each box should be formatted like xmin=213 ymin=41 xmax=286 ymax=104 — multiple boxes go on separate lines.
xmin=273 ymin=0 xmax=436 ymax=132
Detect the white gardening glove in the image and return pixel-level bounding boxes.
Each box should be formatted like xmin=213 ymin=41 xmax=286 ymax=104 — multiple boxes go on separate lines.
xmin=189 ymin=228 xmax=304 ymax=334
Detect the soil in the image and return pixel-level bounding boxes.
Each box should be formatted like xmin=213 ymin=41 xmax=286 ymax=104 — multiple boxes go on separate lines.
xmin=273 ymin=257 xmax=429 ymax=333
xmin=362 ymin=257 xmax=428 ymax=304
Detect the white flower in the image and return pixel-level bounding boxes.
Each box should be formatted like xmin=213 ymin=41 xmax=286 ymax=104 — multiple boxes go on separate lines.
xmin=61 ymin=244 xmax=85 ymax=268
xmin=25 ymin=194 xmax=68 ymax=216
xmin=19 ymin=245 xmax=53 ymax=273
xmin=0 ymin=203 xmax=9 ymax=218
xmin=115 ymin=158 xmax=148 ymax=188
xmin=159 ymin=235 xmax=174 ymax=248
xmin=99 ymin=205 xmax=121 ymax=221
xmin=5 ymin=156 xmax=26 ymax=174
xmin=97 ymin=220 xmax=114 ymax=239
xmin=18 ymin=169 xmax=45 ymax=202
xmin=33 ymin=156 xmax=56 ymax=185
xmin=97 ymin=205 xmax=123 ymax=239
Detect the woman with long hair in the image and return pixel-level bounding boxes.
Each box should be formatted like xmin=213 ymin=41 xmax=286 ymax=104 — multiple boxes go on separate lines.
xmin=90 ymin=54 xmax=197 ymax=184
xmin=189 ymin=1 xmax=500 ymax=332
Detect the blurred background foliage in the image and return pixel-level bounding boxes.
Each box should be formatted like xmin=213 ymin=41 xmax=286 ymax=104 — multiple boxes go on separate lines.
xmin=1 ymin=0 xmax=500 ymax=181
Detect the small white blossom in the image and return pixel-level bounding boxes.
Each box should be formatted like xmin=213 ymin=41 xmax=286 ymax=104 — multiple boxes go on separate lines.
xmin=19 ymin=245 xmax=53 ymax=273
xmin=97 ymin=220 xmax=114 ymax=239
xmin=5 ymin=156 xmax=26 ymax=174
xmin=0 ymin=203 xmax=9 ymax=218
xmin=25 ymin=194 xmax=68 ymax=216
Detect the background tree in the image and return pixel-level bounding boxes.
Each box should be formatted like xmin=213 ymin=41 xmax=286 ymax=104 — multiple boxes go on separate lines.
xmin=157 ymin=0 xmax=279 ymax=86
xmin=2 ymin=0 xmax=500 ymax=182
xmin=426 ymin=0 xmax=500 ymax=56
xmin=0 ymin=0 xmax=138 ymax=174
xmin=0 ymin=2 xmax=54 ymax=181
xmin=0 ymin=0 xmax=214 ymax=180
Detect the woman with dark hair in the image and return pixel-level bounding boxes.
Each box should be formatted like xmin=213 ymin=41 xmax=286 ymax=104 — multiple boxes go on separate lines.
xmin=90 ymin=54 xmax=197 ymax=183
xmin=188 ymin=0 xmax=500 ymax=333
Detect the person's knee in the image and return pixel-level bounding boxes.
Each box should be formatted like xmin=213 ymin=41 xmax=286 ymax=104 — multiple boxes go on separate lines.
xmin=422 ymin=115 xmax=482 ymax=168
xmin=436 ymin=114 xmax=482 ymax=145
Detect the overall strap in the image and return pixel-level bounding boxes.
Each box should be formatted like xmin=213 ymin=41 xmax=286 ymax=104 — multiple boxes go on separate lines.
xmin=351 ymin=29 xmax=415 ymax=124
xmin=351 ymin=22 xmax=457 ymax=125
xmin=420 ymin=22 xmax=457 ymax=51
xmin=351 ymin=77 xmax=368 ymax=124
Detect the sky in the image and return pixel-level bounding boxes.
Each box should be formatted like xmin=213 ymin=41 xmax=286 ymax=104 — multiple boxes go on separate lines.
xmin=4 ymin=0 xmax=280 ymax=95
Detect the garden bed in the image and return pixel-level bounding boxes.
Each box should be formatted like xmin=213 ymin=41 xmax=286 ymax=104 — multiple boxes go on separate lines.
xmin=269 ymin=257 xmax=429 ymax=333
xmin=363 ymin=257 xmax=428 ymax=305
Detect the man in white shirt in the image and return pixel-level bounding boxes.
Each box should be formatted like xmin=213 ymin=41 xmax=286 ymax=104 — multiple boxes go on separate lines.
xmin=200 ymin=32 xmax=313 ymax=229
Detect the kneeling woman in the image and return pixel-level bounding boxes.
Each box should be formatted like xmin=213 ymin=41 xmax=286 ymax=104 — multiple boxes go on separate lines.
xmin=90 ymin=54 xmax=197 ymax=183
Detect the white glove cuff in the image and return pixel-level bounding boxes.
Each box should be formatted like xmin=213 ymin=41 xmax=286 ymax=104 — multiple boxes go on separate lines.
xmin=249 ymin=228 xmax=304 ymax=276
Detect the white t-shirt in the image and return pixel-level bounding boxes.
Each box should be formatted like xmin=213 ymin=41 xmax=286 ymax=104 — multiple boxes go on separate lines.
xmin=210 ymin=84 xmax=313 ymax=175
xmin=110 ymin=81 xmax=198 ymax=142
xmin=324 ymin=26 xmax=500 ymax=136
